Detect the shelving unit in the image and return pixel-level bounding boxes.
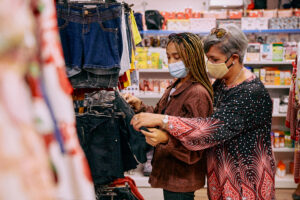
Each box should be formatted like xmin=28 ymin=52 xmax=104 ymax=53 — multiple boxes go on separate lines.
xmin=140 ymin=29 xmax=300 ymax=35
xmin=272 ymin=113 xmax=287 ymax=117
xmin=273 ymin=148 xmax=295 ymax=153
xmin=275 ymin=175 xmax=298 ymax=188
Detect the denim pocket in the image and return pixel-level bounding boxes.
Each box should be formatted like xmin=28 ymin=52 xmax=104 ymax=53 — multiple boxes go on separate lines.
xmin=57 ymin=17 xmax=69 ymax=30
xmin=98 ymin=18 xmax=119 ymax=33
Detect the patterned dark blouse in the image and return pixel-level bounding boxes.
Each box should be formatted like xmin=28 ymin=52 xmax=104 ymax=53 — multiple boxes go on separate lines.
xmin=165 ymin=75 xmax=276 ymax=200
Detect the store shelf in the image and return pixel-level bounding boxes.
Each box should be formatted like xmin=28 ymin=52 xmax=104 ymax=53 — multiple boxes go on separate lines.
xmin=140 ymin=29 xmax=300 ymax=35
xmin=265 ymin=85 xmax=290 ymax=89
xmin=138 ymin=69 xmax=169 ymax=73
xmin=273 ymin=148 xmax=294 ymax=152
xmin=244 ymin=61 xmax=293 ymax=66
xmin=275 ymin=174 xmax=298 ymax=188
xmin=272 ymin=113 xmax=287 ymax=117
xmin=136 ymin=93 xmax=162 ymax=99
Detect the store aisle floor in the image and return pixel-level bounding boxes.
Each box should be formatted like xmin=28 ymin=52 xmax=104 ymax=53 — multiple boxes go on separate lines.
xmin=139 ymin=188 xmax=295 ymax=200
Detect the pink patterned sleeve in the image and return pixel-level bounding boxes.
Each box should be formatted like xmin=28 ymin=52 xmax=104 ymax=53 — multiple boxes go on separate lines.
xmin=166 ymin=116 xmax=223 ymax=151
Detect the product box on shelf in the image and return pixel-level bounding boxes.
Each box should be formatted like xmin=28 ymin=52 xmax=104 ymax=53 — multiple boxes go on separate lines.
xmin=284 ymin=42 xmax=297 ymax=61
xmin=258 ymin=68 xmax=291 ymax=86
xmin=241 ymin=17 xmax=269 ymax=30
xmin=260 ymin=68 xmax=266 ymax=84
xmin=228 ymin=10 xmax=243 ymax=19
xmin=248 ymin=10 xmax=263 ymax=18
xmin=263 ymin=9 xmax=278 ymax=18
xmin=190 ymin=18 xmax=216 ymax=32
xmin=273 ymin=98 xmax=280 ymax=114
xmin=260 ymin=44 xmax=272 ymax=61
xmin=245 ymin=43 xmax=260 ymax=62
xmin=167 ymin=19 xmax=190 ymax=31
xmin=139 ymin=79 xmax=173 ymax=94
xmin=272 ymin=43 xmax=284 ymax=62
xmin=217 ymin=19 xmax=241 ymax=29
xmin=269 ymin=17 xmax=299 ymax=29
xmin=278 ymin=9 xmax=293 ymax=18
xmin=135 ymin=47 xmax=148 ymax=69
xmin=135 ymin=47 xmax=167 ymax=69
xmin=203 ymin=10 xmax=227 ymax=19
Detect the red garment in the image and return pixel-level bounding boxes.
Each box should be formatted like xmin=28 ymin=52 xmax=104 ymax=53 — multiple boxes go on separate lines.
xmin=286 ymin=61 xmax=299 ymax=140
xmin=110 ymin=177 xmax=144 ymax=200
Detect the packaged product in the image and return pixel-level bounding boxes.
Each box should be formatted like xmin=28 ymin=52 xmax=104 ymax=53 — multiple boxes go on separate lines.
xmin=280 ymin=71 xmax=285 ymax=85
xmin=245 ymin=43 xmax=260 ymax=61
xmin=284 ymin=71 xmax=291 ymax=85
xmin=279 ymin=131 xmax=285 ymax=148
xmin=274 ymin=70 xmax=281 ymax=85
xmin=284 ymin=42 xmax=297 ymax=61
xmin=274 ymin=132 xmax=280 ymax=148
xmin=273 ymin=98 xmax=280 ymax=114
xmin=260 ymin=68 xmax=266 ymax=84
xmin=276 ymin=160 xmax=286 ymax=178
xmin=253 ymin=68 xmax=260 ymax=78
xmin=272 ymin=43 xmax=284 ymax=62
xmin=260 ymin=44 xmax=272 ymax=61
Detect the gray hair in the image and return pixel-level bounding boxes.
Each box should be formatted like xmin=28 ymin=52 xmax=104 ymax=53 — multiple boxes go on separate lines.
xmin=203 ymin=24 xmax=248 ymax=63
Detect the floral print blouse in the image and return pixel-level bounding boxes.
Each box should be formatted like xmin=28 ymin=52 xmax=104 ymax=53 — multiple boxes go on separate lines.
xmin=166 ymin=75 xmax=276 ymax=200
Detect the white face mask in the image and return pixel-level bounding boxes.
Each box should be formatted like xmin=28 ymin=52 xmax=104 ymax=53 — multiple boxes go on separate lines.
xmin=168 ymin=61 xmax=188 ymax=78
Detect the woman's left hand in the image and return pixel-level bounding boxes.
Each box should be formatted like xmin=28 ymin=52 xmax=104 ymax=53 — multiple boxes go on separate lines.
xmin=140 ymin=128 xmax=169 ymax=147
xmin=131 ymin=112 xmax=164 ymax=131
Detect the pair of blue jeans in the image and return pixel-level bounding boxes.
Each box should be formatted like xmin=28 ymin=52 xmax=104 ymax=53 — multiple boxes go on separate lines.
xmin=57 ymin=3 xmax=122 ymax=88
xmin=76 ymin=90 xmax=149 ymax=185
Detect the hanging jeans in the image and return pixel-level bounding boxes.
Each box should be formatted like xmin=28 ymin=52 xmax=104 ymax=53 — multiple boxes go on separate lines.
xmin=56 ymin=3 xmax=122 ymax=88
xmin=76 ymin=90 xmax=148 ymax=185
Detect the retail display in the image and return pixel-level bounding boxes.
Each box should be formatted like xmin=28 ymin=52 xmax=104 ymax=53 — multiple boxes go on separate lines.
xmin=2 ymin=0 xmax=300 ymax=198
xmin=56 ymin=0 xmax=148 ymax=199
xmin=0 ymin=0 xmax=96 ymax=199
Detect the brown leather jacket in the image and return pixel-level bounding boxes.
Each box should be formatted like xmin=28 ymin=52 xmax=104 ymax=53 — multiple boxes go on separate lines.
xmin=139 ymin=78 xmax=213 ymax=192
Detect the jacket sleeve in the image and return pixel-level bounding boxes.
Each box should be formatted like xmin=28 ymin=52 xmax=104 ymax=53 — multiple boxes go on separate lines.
xmin=166 ymin=86 xmax=272 ymax=151
xmin=158 ymin=86 xmax=213 ymax=164
xmin=138 ymin=101 xmax=155 ymax=113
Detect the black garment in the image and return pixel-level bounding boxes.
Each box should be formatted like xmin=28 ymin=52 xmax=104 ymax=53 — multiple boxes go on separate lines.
xmin=163 ymin=190 xmax=194 ymax=200
xmin=115 ymin=92 xmax=150 ymax=162
xmin=96 ymin=186 xmax=138 ymax=200
xmin=76 ymin=90 xmax=148 ymax=185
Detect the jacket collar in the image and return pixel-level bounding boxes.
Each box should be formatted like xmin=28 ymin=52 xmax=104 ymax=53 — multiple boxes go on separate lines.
xmin=169 ymin=78 xmax=194 ymax=97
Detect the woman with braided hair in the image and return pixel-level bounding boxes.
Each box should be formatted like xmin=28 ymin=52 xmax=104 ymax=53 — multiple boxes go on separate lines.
xmin=123 ymin=32 xmax=213 ymax=200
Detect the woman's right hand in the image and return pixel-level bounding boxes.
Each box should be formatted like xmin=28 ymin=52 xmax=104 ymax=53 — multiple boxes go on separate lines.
xmin=122 ymin=93 xmax=142 ymax=112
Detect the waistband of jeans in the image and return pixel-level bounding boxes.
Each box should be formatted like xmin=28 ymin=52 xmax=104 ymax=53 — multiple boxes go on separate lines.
xmin=56 ymin=3 xmax=121 ymax=22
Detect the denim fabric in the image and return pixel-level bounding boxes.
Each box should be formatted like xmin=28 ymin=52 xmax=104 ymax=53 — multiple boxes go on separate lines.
xmin=134 ymin=12 xmax=143 ymax=31
xmin=76 ymin=112 xmax=125 ymax=185
xmin=56 ymin=3 xmax=122 ymax=88
xmin=163 ymin=190 xmax=195 ymax=200
xmin=115 ymin=92 xmax=150 ymax=163
xmin=125 ymin=11 xmax=132 ymax=62
xmin=75 ymin=90 xmax=148 ymax=185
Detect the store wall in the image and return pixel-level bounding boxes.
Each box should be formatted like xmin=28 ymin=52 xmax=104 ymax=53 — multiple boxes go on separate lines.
xmin=126 ymin=0 xmax=209 ymax=12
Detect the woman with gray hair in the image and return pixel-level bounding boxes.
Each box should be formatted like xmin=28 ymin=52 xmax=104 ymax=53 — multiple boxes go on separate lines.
xmin=131 ymin=25 xmax=276 ymax=200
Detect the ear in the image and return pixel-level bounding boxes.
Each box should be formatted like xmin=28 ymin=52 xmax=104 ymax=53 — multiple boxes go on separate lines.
xmin=231 ymin=53 xmax=240 ymax=63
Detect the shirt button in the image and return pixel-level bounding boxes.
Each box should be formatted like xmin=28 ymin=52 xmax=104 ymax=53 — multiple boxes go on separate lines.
xmin=115 ymin=139 xmax=118 ymax=142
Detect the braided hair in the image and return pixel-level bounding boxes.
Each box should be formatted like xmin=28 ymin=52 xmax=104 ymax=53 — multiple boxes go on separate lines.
xmin=168 ymin=32 xmax=214 ymax=100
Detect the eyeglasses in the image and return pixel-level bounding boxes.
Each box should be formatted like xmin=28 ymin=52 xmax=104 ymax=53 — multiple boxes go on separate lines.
xmin=210 ymin=28 xmax=227 ymax=38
